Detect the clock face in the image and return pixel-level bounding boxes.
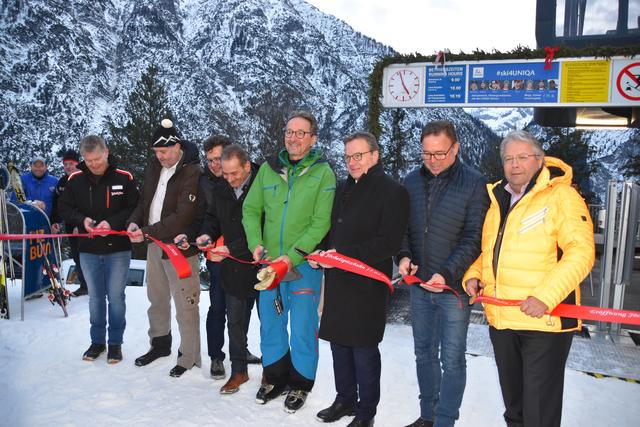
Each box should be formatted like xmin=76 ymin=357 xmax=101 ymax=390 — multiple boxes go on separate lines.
xmin=388 ymin=69 xmax=420 ymax=101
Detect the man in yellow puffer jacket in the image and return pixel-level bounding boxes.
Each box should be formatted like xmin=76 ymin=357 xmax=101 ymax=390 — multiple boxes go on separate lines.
xmin=463 ymin=130 xmax=595 ymax=427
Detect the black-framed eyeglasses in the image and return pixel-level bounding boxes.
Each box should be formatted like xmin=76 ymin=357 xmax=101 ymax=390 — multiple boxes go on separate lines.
xmin=344 ymin=150 xmax=375 ymax=163
xmin=284 ymin=129 xmax=313 ymax=139
xmin=502 ymin=153 xmax=540 ymax=164
xmin=207 ymin=157 xmax=222 ymax=164
xmin=421 ymin=143 xmax=455 ymax=160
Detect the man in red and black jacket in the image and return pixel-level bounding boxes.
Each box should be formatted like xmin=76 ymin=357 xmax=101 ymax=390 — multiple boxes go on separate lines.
xmin=58 ymin=135 xmax=139 ymax=364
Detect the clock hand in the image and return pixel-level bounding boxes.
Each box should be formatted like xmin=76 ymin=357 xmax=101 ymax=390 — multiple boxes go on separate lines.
xmin=399 ymin=72 xmax=410 ymax=95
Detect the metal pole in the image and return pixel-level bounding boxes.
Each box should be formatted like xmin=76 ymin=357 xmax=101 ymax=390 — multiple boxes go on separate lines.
xmin=598 ymin=181 xmax=618 ymax=333
xmin=610 ymin=183 xmax=631 ymax=334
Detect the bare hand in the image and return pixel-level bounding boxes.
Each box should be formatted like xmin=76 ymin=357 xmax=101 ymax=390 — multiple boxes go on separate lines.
xmin=465 ymin=278 xmax=484 ymax=304
xmin=94 ymin=220 xmax=111 ymax=236
xmin=252 ymin=245 xmax=268 ymax=262
xmin=51 ymin=223 xmax=62 ymax=234
xmin=83 ymin=217 xmax=96 ymax=232
xmin=316 ymin=249 xmax=335 ymax=269
xmin=174 ymin=233 xmax=189 ymax=250
xmin=195 ymin=234 xmax=212 ymax=249
xmin=307 ymin=250 xmax=321 ymax=269
xmin=127 ymin=222 xmax=144 ymax=243
xmin=34 ymin=200 xmax=46 ymax=211
xmin=421 ymin=273 xmax=446 ymax=293
xmin=520 ymin=296 xmax=548 ymax=318
xmin=208 ymin=245 xmax=229 ymax=262
xmin=398 ymin=257 xmax=418 ymax=276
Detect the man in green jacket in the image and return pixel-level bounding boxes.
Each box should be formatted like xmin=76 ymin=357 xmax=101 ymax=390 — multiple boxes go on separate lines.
xmin=243 ymin=110 xmax=336 ymax=413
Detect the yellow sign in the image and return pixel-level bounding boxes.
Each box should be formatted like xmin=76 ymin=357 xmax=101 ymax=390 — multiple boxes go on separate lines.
xmin=560 ymin=60 xmax=611 ymax=103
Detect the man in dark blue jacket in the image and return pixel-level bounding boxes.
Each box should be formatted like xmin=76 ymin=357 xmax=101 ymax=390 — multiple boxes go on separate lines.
xmin=12 ymin=157 xmax=58 ymax=217
xmin=398 ymin=120 xmax=489 ymax=427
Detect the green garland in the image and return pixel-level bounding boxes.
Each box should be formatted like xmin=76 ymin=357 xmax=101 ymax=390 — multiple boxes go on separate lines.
xmin=367 ymin=45 xmax=640 ymax=139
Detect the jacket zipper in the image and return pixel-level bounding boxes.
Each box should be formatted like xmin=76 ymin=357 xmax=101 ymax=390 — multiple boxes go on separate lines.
xmin=279 ymin=165 xmax=295 ymax=257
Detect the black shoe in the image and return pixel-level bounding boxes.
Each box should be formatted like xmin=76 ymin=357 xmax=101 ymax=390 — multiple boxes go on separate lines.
xmin=169 ymin=365 xmax=189 ymax=378
xmin=317 ymin=400 xmax=356 ymax=422
xmin=210 ymin=358 xmax=226 ymax=380
xmin=246 ymin=350 xmax=261 ymax=364
xmin=405 ymin=418 xmax=433 ymax=427
xmin=82 ymin=343 xmax=106 ymax=361
xmin=284 ymin=389 xmax=309 ymax=413
xmin=255 ymin=383 xmax=288 ymax=404
xmin=107 ymin=344 xmax=122 ymax=364
xmin=347 ymin=418 xmax=374 ymax=427
xmin=134 ymin=347 xmax=171 ymax=366
xmin=73 ymin=287 xmax=88 ymax=297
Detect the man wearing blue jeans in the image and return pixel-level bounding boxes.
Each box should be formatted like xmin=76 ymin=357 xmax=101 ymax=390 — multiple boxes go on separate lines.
xmin=398 ymin=121 xmax=488 ymax=427
xmin=58 ymin=135 xmax=138 ymax=363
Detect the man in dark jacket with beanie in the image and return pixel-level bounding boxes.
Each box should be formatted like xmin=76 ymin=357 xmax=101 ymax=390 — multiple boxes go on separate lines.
xmin=52 ymin=149 xmax=88 ymax=296
xmin=127 ymin=119 xmax=202 ymax=378
xmin=398 ymin=120 xmax=489 ymax=427
xmin=58 ymin=136 xmax=138 ymax=363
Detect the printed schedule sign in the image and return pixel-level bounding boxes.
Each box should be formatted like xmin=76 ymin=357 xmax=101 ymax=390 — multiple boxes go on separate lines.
xmin=381 ymin=56 xmax=639 ymax=108
xmin=425 ymin=65 xmax=466 ymax=104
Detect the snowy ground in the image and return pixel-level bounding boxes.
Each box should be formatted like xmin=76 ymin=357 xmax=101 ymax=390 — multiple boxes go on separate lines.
xmin=1 ymin=282 xmax=639 ymax=427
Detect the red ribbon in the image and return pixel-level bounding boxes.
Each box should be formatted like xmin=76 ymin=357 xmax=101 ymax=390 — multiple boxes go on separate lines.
xmin=401 ymin=275 xmax=463 ymax=308
xmin=544 ymin=47 xmax=559 ymax=70
xmin=474 ymin=295 xmax=640 ymax=326
xmin=263 ymin=260 xmax=289 ymax=291
xmin=304 ymin=251 xmax=394 ymax=293
xmin=0 ymin=229 xmax=192 ymax=279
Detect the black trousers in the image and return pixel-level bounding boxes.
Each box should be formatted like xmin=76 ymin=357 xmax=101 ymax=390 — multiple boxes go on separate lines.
xmin=69 ymin=235 xmax=86 ymax=289
xmin=330 ymin=342 xmax=381 ymax=422
xmin=489 ymin=327 xmax=573 ymax=427
xmin=226 ymin=293 xmax=256 ymax=374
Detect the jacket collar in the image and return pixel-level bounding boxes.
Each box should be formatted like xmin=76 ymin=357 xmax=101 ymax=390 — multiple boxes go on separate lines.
xmin=346 ymin=162 xmax=384 ymax=186
xmin=419 ymin=156 xmax=461 ymax=180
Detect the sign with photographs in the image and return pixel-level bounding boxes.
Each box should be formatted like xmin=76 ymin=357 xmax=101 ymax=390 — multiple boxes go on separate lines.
xmin=382 ymin=57 xmax=638 ymax=108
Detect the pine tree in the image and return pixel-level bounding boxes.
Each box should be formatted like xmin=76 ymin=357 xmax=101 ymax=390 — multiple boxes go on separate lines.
xmin=543 ymin=128 xmax=598 ymax=204
xmin=106 ymin=64 xmax=174 ymax=183
xmin=381 ymin=108 xmax=412 ymax=180
xmin=622 ymin=131 xmax=640 ymax=178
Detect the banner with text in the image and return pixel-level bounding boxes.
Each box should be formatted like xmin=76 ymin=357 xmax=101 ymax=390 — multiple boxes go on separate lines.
xmin=382 ymin=56 xmax=638 ymax=108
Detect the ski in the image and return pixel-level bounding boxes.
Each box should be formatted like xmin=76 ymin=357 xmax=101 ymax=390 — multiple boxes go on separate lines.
xmin=0 ymin=166 xmax=9 ymax=319
xmin=7 ymin=161 xmax=26 ymax=204
xmin=38 ymin=239 xmax=70 ymax=317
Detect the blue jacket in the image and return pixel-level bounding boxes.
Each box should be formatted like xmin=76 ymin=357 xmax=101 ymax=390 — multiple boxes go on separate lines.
xmin=13 ymin=172 xmax=58 ymax=218
xmin=398 ymin=158 xmax=489 ymax=292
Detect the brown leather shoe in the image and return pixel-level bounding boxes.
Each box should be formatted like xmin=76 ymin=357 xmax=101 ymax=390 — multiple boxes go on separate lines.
xmin=219 ymin=372 xmax=249 ymax=394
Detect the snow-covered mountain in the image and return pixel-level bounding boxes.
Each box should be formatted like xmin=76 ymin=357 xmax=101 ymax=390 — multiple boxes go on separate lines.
xmin=0 ymin=0 xmax=498 ymax=176
xmin=0 ymin=0 xmax=636 ymax=195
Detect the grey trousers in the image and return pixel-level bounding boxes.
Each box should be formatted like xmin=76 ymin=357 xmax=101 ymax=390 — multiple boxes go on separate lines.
xmin=146 ymin=243 xmax=201 ymax=368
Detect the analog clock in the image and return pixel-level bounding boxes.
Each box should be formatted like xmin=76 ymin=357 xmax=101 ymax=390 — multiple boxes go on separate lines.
xmin=387 ymin=69 xmax=420 ymax=101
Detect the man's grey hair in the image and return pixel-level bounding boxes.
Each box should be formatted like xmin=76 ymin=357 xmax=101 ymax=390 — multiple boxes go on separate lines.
xmin=79 ymin=135 xmax=107 ymax=154
xmin=499 ymin=130 xmax=544 ymax=159
xmin=343 ymin=131 xmax=379 ymax=152
xmin=221 ymin=143 xmax=249 ymax=165
xmin=286 ymin=110 xmax=318 ymax=136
